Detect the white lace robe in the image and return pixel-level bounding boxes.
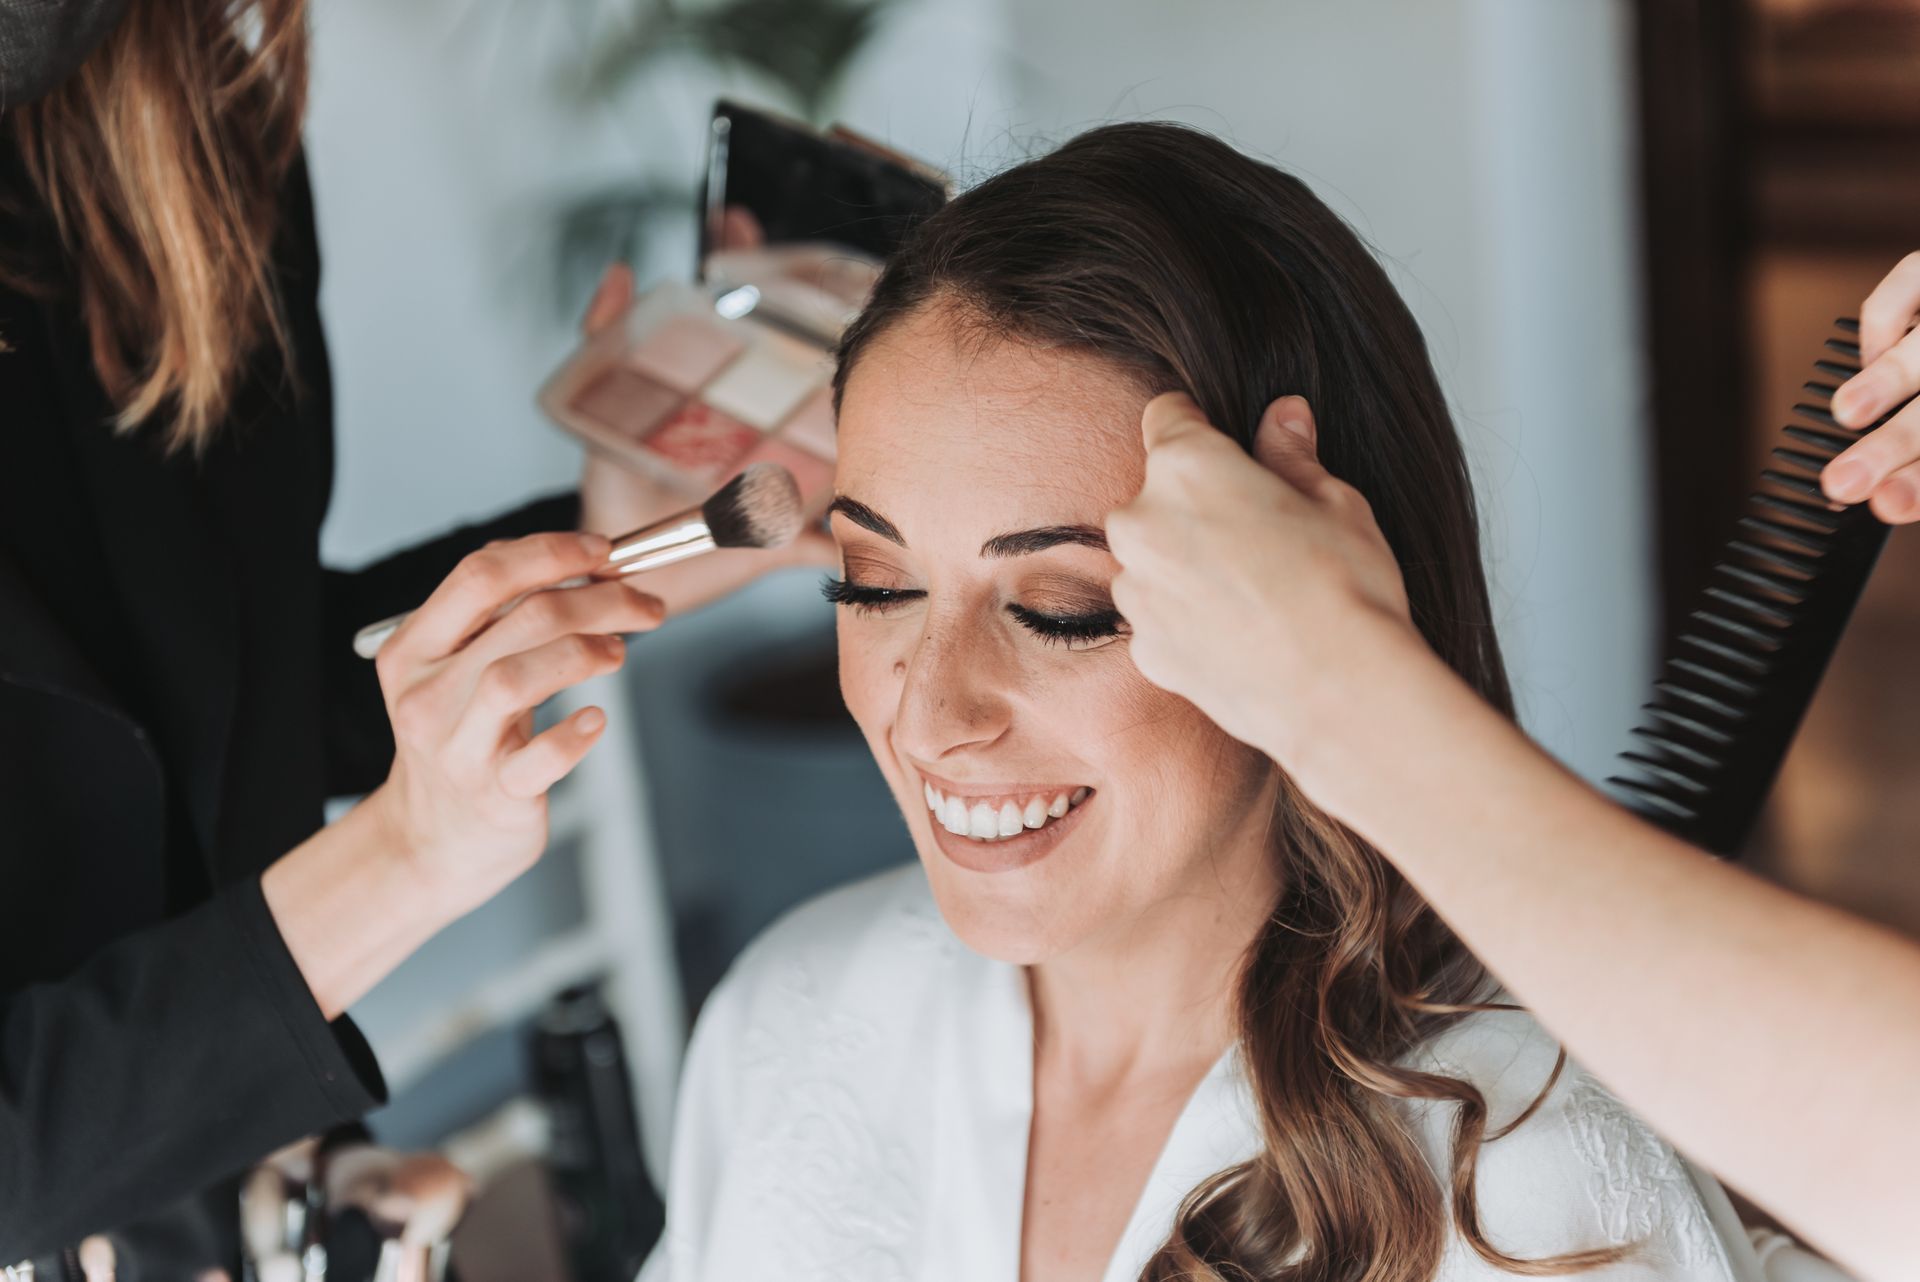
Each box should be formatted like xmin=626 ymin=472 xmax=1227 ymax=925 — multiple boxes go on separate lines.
xmin=638 ymin=863 xmax=1784 ymax=1282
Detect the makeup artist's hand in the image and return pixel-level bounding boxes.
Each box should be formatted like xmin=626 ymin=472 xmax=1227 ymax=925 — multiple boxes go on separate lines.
xmin=574 ymin=263 xmax=836 ymax=614
xmin=1822 ymin=251 xmax=1920 ymax=520
xmin=1107 ymin=392 xmax=1418 ymax=764
xmin=365 ymin=531 xmax=665 ymax=908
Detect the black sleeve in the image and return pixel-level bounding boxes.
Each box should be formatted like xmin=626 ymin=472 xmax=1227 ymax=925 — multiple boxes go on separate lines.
xmin=320 ymin=491 xmax=581 ymax=796
xmin=0 ymin=877 xmax=384 ymax=1260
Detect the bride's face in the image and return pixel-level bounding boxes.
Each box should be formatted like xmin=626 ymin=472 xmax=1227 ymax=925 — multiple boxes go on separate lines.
xmin=830 ymin=303 xmax=1279 ymax=964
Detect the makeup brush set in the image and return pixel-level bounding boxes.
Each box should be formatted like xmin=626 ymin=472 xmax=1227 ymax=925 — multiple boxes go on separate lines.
xmin=1609 ymin=319 xmax=1908 ymax=856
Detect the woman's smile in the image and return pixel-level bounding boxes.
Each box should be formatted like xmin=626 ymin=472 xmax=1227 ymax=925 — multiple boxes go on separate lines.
xmin=916 ymin=768 xmax=1099 ymax=873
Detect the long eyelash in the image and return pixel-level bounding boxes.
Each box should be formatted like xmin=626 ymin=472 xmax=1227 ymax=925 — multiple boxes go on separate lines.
xmin=1006 ymin=603 xmax=1128 ymax=647
xmin=820 ymin=577 xmax=926 ymax=615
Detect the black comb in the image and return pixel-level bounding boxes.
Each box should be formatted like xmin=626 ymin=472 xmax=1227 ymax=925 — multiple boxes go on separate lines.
xmin=1607 ymin=318 xmax=1899 ymax=857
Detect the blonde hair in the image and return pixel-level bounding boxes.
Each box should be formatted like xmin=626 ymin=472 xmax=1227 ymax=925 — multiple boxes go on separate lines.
xmin=7 ymin=0 xmax=309 ymax=451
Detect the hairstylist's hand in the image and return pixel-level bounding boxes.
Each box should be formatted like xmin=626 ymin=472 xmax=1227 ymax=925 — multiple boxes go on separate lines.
xmin=364 ymin=531 xmax=664 ymax=912
xmin=1106 ymin=393 xmax=1417 ymax=762
xmin=575 ymin=264 xmax=835 ymax=615
xmin=1822 ymin=252 xmax=1920 ymax=519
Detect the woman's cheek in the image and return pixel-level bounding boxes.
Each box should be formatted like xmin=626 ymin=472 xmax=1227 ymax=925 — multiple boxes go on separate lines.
xmin=835 ymin=614 xmax=907 ymax=732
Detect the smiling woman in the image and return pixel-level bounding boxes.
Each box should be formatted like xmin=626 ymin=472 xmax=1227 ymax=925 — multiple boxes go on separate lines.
xmin=637 ymin=123 xmax=1771 ymax=1282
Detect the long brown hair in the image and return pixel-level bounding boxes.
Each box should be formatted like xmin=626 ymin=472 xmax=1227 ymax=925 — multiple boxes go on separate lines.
xmin=835 ymin=123 xmax=1628 ymax=1281
xmin=5 ymin=0 xmax=309 ymax=452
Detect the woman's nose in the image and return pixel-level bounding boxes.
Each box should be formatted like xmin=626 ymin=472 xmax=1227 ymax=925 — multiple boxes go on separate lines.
xmin=891 ymin=617 xmax=1014 ymax=763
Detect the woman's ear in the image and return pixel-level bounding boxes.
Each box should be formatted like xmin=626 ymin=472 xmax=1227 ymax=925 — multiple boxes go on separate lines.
xmin=1252 ymin=395 xmax=1318 ymax=475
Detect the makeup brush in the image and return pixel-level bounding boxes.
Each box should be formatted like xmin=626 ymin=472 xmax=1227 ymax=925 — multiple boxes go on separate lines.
xmin=352 ymin=463 xmax=804 ymax=659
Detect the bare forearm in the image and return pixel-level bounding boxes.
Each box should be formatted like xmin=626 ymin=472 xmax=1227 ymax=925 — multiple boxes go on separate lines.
xmin=261 ymin=794 xmax=463 ymax=1021
xmin=1277 ymin=630 xmax=1920 ymax=1281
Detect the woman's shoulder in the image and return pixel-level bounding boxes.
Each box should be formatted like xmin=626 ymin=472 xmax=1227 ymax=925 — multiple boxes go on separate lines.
xmin=1410 ymin=1008 xmax=1759 ymax=1280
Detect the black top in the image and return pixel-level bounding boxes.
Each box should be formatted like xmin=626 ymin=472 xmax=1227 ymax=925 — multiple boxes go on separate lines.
xmin=0 ymin=144 xmax=577 ymax=1272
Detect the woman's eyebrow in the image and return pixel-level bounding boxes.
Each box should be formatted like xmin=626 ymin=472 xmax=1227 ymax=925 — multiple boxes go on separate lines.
xmin=824 ymin=499 xmax=1109 ymax=558
xmin=826 ymin=496 xmax=907 ymax=546
xmin=980 ymin=525 xmax=1109 ymax=558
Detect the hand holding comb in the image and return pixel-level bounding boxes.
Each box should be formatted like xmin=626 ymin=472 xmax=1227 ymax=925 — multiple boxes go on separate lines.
xmin=1608 ymin=318 xmax=1908 ymax=856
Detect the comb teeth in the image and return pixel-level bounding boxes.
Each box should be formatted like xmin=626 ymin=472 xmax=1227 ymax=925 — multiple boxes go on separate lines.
xmin=1604 ymin=775 xmax=1699 ymax=822
xmin=1702 ymin=586 xmax=1795 ymax=629
xmin=1628 ymin=724 xmax=1723 ymax=770
xmin=1610 ymin=318 xmax=1893 ymax=855
xmin=1690 ymin=607 xmax=1785 ymax=652
xmin=1713 ymin=562 xmax=1808 ymax=601
xmin=1751 ymin=492 xmax=1844 ymax=531
xmin=1759 ymin=468 xmax=1825 ymax=499
xmin=1781 ymin=424 xmax=1855 ymax=453
xmin=1677 ymin=630 xmax=1772 ymax=675
xmin=1770 ymin=447 xmax=1831 ymax=476
xmin=1734 ymin=514 xmax=1831 ymax=554
xmin=1792 ymin=402 xmax=1842 ymax=429
xmin=1725 ymin=538 xmax=1817 ymax=578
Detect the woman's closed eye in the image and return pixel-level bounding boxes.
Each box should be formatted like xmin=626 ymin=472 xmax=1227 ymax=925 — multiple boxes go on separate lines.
xmin=821 ymin=578 xmax=1129 ymax=651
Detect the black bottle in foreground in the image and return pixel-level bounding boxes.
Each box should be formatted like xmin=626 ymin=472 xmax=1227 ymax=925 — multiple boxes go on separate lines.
xmin=530 ymin=986 xmax=664 ymax=1282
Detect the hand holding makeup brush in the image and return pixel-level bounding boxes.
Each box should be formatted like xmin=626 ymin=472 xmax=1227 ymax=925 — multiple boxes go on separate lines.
xmin=1107 ymin=391 xmax=1419 ymax=772
xmin=264 ymin=531 xmax=666 ymax=1020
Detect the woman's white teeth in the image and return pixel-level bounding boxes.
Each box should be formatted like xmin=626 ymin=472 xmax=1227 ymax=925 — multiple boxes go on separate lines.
xmin=923 ymin=782 xmax=1091 ymax=841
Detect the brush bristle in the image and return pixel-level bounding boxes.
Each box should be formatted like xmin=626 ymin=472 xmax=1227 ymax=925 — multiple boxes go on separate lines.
xmin=703 ymin=463 xmax=806 ymax=549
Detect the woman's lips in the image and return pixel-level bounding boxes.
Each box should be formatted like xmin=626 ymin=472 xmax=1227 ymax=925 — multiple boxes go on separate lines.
xmin=916 ymin=773 xmax=1096 ymax=874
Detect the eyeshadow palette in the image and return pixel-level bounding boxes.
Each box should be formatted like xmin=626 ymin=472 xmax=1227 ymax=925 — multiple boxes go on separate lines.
xmin=538 ymin=281 xmax=838 ymax=514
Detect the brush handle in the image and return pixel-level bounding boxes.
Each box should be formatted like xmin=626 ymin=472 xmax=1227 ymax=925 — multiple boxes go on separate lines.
xmin=352 ymin=577 xmax=589 ymax=660
xmin=352 ymin=509 xmax=721 ymax=660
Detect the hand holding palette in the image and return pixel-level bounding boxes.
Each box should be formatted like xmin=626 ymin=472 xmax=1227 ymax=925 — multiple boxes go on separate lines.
xmin=538 ymin=281 xmax=839 ymax=519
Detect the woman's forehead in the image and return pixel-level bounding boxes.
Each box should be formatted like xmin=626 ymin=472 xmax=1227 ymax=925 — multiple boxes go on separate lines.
xmin=834 ymin=308 xmax=1149 ymax=536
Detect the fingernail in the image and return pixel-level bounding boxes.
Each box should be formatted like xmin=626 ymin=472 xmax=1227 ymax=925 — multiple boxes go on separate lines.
xmin=1279 ymin=417 xmax=1312 ymax=443
xmin=1834 ymin=376 xmax=1874 ymax=423
xmin=1825 ymin=460 xmax=1869 ymax=502
xmin=579 ymin=532 xmax=611 ymax=557
xmin=578 ymin=706 xmax=606 ymax=733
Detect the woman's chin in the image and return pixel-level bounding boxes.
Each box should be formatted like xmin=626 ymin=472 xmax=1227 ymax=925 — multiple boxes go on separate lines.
xmin=914 ymin=842 xmax=1097 ymax=967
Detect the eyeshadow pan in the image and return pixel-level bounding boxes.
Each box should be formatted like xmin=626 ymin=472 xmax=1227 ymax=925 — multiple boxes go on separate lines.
xmin=573 ymin=366 xmax=682 ymax=442
xmin=731 ymin=435 xmax=835 ymax=509
xmin=780 ymin=386 xmax=837 ymax=461
xmin=702 ymin=335 xmax=826 ymax=431
xmin=627 ymin=315 xmax=746 ymax=394
xmin=642 ymin=403 xmax=759 ymax=482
